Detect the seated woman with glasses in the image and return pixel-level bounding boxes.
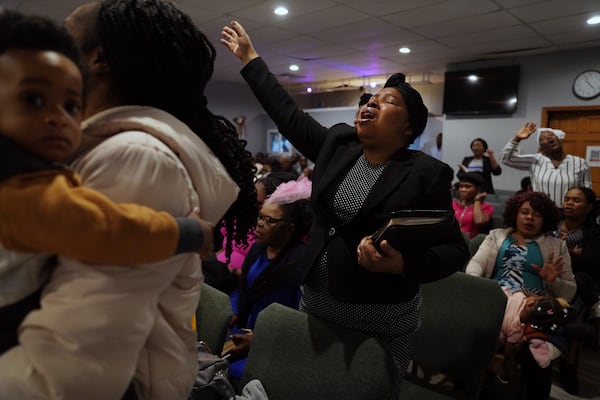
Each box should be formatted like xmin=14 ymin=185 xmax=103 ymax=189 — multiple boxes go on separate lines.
xmin=223 ymin=177 xmax=314 ymax=379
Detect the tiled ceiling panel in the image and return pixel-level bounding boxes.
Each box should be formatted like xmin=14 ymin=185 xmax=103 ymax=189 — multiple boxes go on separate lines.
xmin=5 ymin=0 xmax=599 ymax=88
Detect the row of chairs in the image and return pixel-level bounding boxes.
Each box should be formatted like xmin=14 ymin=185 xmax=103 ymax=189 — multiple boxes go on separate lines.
xmin=196 ymin=271 xmax=507 ymax=400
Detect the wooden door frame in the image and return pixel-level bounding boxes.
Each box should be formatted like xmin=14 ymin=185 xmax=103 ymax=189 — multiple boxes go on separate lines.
xmin=541 ymin=105 xmax=600 ymax=126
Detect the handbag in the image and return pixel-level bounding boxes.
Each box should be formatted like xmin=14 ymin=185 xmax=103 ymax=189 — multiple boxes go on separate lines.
xmin=188 ymin=341 xmax=236 ymax=400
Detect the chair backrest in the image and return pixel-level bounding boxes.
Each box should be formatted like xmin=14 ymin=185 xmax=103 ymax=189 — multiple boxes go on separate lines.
xmin=241 ymin=303 xmax=397 ymax=400
xmin=414 ymin=272 xmax=506 ymax=385
xmin=195 ymin=282 xmax=233 ymax=355
xmin=468 ymin=233 xmax=487 ymax=257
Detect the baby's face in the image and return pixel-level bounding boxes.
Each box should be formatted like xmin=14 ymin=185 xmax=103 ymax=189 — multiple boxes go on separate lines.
xmin=0 ymin=49 xmax=83 ymax=162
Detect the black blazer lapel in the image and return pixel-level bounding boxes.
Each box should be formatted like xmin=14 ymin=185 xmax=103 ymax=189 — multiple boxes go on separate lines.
xmin=312 ymin=141 xmax=362 ymax=205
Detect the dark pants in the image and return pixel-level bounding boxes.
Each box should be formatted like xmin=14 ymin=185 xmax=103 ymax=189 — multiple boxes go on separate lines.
xmin=519 ymin=346 xmax=553 ymax=400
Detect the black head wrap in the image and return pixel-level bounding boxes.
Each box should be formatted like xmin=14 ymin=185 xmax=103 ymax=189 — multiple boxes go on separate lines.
xmin=358 ymin=93 xmax=372 ymax=107
xmin=383 ymin=73 xmax=429 ymax=137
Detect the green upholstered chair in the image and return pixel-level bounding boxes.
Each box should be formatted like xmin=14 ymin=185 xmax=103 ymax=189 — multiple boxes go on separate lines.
xmin=240 ymin=272 xmax=506 ymax=400
xmin=468 ymin=233 xmax=487 ymax=257
xmin=401 ymin=272 xmax=507 ymax=399
xmin=195 ymin=282 xmax=233 ymax=355
xmin=240 ymin=303 xmax=396 ymax=400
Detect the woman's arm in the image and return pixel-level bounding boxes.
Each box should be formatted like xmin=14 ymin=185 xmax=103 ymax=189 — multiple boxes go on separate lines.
xmin=486 ymin=149 xmax=502 ymax=175
xmin=222 ymin=21 xmax=328 ymax=161
xmin=465 ymin=231 xmax=499 ymax=277
xmin=541 ymin=240 xmax=577 ymax=302
xmin=472 ymin=194 xmax=492 ymax=226
xmin=499 ymin=123 xmax=538 ymax=170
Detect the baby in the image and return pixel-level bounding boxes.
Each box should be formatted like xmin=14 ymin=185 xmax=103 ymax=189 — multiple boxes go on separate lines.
xmin=0 ymin=10 xmax=214 ymax=352
xmin=495 ymin=289 xmax=573 ymax=383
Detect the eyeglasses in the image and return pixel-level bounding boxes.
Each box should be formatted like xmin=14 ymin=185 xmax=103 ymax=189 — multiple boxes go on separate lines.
xmin=257 ymin=214 xmax=287 ymax=225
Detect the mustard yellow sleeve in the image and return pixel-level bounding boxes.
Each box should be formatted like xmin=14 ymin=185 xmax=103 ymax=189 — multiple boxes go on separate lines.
xmin=0 ymin=170 xmax=182 ymax=263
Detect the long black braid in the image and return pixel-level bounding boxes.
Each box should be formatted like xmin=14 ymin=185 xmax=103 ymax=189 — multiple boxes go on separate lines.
xmin=96 ymin=0 xmax=258 ymax=259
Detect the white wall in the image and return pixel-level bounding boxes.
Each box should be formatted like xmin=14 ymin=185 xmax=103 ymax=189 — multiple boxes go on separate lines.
xmin=442 ymin=47 xmax=600 ymax=192
xmin=207 ymin=46 xmax=600 ymax=188
xmin=205 ymin=80 xmax=269 ymax=155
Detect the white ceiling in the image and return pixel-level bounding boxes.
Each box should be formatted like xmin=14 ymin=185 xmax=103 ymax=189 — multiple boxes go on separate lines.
xmin=5 ymin=0 xmax=600 ymax=91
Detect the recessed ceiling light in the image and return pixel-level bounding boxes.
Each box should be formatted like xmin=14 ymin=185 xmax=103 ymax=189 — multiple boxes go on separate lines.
xmin=399 ymin=47 xmax=411 ymax=54
xmin=274 ymin=6 xmax=288 ymax=16
xmin=289 ymin=64 xmax=299 ymax=71
xmin=587 ymin=16 xmax=600 ymax=25
xmin=306 ymin=87 xmax=313 ymax=93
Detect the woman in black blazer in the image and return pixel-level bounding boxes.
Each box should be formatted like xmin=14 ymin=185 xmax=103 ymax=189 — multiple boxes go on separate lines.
xmin=222 ymin=21 xmax=469 ymax=399
xmin=459 ymin=138 xmax=502 ymax=194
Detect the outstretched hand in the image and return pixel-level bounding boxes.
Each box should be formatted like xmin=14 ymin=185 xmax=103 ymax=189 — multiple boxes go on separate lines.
xmin=220 ymin=20 xmax=260 ymax=65
xmin=531 ymin=252 xmax=565 ymax=283
xmin=356 ymin=235 xmax=405 ymax=275
xmin=516 ymin=122 xmax=537 ymax=141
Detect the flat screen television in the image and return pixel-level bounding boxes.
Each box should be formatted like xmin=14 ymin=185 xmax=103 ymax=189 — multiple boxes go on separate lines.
xmin=442 ymin=65 xmax=520 ymax=116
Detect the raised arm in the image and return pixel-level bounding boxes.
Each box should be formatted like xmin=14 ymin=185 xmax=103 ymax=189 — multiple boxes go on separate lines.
xmin=486 ymin=148 xmax=502 ymax=175
xmin=499 ymin=122 xmax=538 ymax=169
xmin=221 ymin=21 xmax=328 ymax=161
xmin=0 ymin=170 xmax=213 ymax=263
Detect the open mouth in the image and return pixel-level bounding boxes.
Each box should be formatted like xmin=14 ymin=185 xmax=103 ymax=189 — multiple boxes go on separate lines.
xmin=357 ymin=109 xmax=376 ymax=125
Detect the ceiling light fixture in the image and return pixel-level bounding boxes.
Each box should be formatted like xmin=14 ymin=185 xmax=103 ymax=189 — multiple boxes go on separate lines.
xmin=399 ymin=47 xmax=411 ymax=54
xmin=289 ymin=64 xmax=299 ymax=71
xmin=587 ymin=16 xmax=600 ymax=25
xmin=274 ymin=6 xmax=288 ymax=16
xmin=306 ymin=87 xmax=312 ymax=93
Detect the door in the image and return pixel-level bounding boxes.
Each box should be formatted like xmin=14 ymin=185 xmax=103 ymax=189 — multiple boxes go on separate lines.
xmin=542 ymin=106 xmax=600 ymax=191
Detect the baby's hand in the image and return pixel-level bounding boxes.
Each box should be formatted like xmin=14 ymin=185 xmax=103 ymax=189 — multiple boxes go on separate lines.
xmin=187 ymin=207 xmax=214 ymax=260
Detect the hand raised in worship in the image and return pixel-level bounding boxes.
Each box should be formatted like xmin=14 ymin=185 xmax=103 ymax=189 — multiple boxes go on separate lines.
xmin=220 ymin=20 xmax=260 ymax=65
xmin=515 ymin=122 xmax=537 ymax=141
xmin=531 ymin=252 xmax=566 ymax=283
xmin=357 ymin=235 xmax=406 ymax=275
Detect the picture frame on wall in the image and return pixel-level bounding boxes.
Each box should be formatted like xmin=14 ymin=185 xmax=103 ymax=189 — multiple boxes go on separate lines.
xmin=267 ymin=129 xmax=294 ymax=153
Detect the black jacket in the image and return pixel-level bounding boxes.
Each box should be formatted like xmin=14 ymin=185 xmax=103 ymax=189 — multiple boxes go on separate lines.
xmin=460 ymin=156 xmax=501 ymax=194
xmin=241 ymin=58 xmax=469 ymax=304
xmin=236 ymin=241 xmax=307 ymax=327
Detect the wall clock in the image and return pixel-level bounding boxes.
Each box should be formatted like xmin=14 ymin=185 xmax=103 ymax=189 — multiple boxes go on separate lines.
xmin=572 ymin=69 xmax=600 ymax=100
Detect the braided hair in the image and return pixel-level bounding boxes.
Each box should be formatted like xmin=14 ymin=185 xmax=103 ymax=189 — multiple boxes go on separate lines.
xmin=96 ymin=0 xmax=258 ymax=258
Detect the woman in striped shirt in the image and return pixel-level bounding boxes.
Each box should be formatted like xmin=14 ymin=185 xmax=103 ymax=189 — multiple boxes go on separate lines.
xmin=500 ymin=122 xmax=591 ymax=208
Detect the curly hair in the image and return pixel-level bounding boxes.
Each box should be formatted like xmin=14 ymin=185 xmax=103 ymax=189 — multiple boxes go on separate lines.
xmin=503 ymin=192 xmax=560 ymax=233
xmin=95 ymin=0 xmax=258 ymax=259
xmin=279 ymin=199 xmax=314 ymax=242
xmin=0 ymin=9 xmax=81 ymax=71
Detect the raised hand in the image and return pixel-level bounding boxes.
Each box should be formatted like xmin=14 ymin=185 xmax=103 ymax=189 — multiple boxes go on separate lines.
xmin=515 ymin=122 xmax=537 ymax=141
xmin=474 ymin=192 xmax=487 ymax=203
xmin=531 ymin=252 xmax=565 ymax=282
xmin=220 ymin=20 xmax=259 ymax=65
